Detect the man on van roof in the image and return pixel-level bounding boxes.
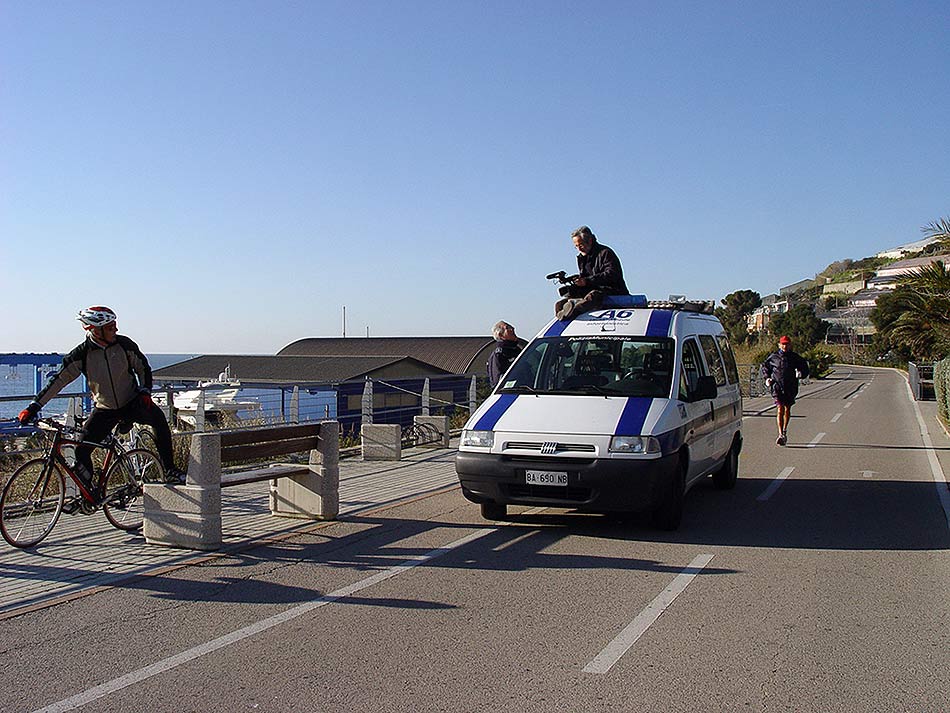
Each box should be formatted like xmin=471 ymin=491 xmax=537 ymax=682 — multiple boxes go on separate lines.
xmin=555 ymin=225 xmax=629 ymax=320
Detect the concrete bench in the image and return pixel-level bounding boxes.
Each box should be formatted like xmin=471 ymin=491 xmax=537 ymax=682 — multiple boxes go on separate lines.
xmin=143 ymin=421 xmax=339 ymax=551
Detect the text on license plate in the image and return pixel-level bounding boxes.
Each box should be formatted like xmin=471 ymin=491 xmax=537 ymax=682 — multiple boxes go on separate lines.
xmin=525 ymin=470 xmax=568 ymax=486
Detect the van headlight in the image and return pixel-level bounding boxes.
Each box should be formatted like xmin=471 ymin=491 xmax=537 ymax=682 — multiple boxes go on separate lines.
xmin=609 ymin=436 xmax=660 ymax=454
xmin=461 ymin=430 xmax=494 ymax=448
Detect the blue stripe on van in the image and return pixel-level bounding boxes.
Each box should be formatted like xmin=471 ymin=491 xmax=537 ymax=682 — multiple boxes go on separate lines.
xmin=473 ymin=394 xmax=518 ymax=431
xmin=543 ymin=320 xmax=570 ymax=337
xmin=615 ymin=397 xmax=653 ymax=436
xmin=646 ymin=310 xmax=673 ymax=337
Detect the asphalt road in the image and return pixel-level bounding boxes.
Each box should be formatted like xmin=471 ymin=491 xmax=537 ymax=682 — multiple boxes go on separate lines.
xmin=3 ymin=366 xmax=948 ymax=713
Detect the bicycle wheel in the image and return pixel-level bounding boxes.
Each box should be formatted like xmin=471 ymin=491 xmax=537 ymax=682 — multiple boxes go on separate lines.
xmin=1 ymin=458 xmax=66 ymax=548
xmin=132 ymin=426 xmax=159 ymax=456
xmin=103 ymin=449 xmax=163 ymax=531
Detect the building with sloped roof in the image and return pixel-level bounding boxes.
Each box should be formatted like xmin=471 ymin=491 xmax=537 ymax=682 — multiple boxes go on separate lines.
xmin=150 ymin=337 xmax=518 ymax=435
xmin=153 ymin=354 xmax=453 ymax=385
xmin=277 ymin=336 xmax=501 ymax=376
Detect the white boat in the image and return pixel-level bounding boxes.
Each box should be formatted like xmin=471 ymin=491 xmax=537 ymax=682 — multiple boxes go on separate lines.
xmin=153 ymin=366 xmax=261 ymax=427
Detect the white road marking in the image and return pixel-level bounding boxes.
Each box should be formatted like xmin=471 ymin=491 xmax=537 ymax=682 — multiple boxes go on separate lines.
xmin=844 ymin=402 xmax=852 ymax=409
xmin=583 ymin=553 xmax=714 ymax=674
xmin=905 ymin=380 xmax=950 ymax=532
xmin=807 ymin=432 xmax=826 ymax=448
xmin=831 ymin=413 xmax=842 ymax=423
xmin=861 ymin=471 xmax=875 ymax=479
xmin=31 ymin=527 xmax=501 ymax=713
xmin=757 ymin=467 xmax=796 ymax=501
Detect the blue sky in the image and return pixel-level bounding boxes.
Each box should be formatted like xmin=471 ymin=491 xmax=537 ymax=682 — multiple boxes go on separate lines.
xmin=3 ymin=1 xmax=949 ymax=354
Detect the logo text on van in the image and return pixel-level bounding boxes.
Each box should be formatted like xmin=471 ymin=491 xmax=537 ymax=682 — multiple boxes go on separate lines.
xmin=588 ymin=309 xmax=634 ymax=321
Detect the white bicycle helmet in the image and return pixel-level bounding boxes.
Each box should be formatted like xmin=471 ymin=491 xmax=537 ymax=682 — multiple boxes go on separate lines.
xmin=77 ymin=306 xmax=117 ymax=328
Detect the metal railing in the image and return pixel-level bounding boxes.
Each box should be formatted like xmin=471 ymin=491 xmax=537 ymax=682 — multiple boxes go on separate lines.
xmin=1 ymin=376 xmax=480 ymax=472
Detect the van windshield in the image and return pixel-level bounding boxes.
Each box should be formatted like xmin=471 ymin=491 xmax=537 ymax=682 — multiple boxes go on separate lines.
xmin=498 ymin=336 xmax=675 ymax=398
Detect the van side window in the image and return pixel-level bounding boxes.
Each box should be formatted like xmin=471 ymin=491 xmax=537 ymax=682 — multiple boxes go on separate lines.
xmin=679 ymin=338 xmax=705 ymax=400
xmin=716 ymin=334 xmax=740 ymax=385
xmin=698 ymin=334 xmax=727 ymax=386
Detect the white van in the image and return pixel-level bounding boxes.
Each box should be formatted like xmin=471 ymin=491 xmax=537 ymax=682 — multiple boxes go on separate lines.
xmin=455 ymin=296 xmax=743 ymax=529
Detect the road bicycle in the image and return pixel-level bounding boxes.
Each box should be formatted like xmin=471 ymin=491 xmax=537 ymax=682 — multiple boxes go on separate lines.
xmin=0 ymin=418 xmax=165 ymax=548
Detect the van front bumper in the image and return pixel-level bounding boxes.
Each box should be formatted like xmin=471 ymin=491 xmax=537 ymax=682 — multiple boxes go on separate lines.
xmin=455 ymin=451 xmax=679 ymax=513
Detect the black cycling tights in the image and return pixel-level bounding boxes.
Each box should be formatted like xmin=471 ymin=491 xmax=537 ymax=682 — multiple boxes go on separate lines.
xmin=77 ymin=397 xmax=175 ymax=474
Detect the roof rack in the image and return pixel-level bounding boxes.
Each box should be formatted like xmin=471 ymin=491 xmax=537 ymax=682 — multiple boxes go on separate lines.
xmin=600 ymin=294 xmax=715 ymax=314
xmin=647 ymin=299 xmax=715 ymax=314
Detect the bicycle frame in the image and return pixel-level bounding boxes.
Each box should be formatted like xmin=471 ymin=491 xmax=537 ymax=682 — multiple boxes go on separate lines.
xmin=38 ymin=421 xmax=129 ymax=503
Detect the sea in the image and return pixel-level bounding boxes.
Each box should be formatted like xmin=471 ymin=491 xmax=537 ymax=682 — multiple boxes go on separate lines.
xmin=0 ymin=354 xmax=196 ymax=420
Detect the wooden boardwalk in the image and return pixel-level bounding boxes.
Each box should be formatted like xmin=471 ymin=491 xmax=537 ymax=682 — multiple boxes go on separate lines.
xmin=0 ymin=443 xmax=459 ymax=618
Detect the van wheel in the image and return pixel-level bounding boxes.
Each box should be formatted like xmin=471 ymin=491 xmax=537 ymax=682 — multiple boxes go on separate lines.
xmin=713 ymin=440 xmax=739 ymax=490
xmin=480 ymin=502 xmax=507 ymax=520
xmin=652 ymin=459 xmax=685 ymax=531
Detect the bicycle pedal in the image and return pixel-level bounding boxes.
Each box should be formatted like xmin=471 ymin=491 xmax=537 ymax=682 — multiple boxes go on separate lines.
xmin=62 ymin=497 xmax=83 ymax=515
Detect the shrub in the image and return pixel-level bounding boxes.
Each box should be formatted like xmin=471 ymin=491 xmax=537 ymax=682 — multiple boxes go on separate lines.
xmin=802 ymin=347 xmax=835 ymax=379
xmin=935 ymin=356 xmax=950 ymax=423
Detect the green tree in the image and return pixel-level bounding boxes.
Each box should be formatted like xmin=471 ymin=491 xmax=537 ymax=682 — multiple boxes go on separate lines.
xmin=767 ymin=304 xmax=829 ymax=351
xmin=714 ymin=289 xmax=761 ymax=345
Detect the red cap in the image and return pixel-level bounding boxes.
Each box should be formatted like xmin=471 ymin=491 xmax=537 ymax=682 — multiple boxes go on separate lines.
xmin=778 ymin=335 xmax=791 ymax=344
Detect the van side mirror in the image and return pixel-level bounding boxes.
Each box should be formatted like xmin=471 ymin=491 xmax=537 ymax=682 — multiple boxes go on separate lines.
xmin=690 ymin=375 xmax=718 ymax=401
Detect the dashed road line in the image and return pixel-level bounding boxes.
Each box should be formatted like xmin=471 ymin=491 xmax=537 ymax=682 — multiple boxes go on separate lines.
xmin=583 ymin=553 xmax=715 ymax=674
xmin=807 ymin=432 xmax=826 ymax=448
xmin=757 ymin=467 xmax=795 ymax=502
xmin=831 ymin=413 xmax=842 ymax=423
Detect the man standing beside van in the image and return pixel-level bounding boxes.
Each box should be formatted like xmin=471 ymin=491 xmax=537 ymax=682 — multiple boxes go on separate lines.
xmin=555 ymin=225 xmax=629 ymax=320
xmin=761 ymin=335 xmax=809 ymax=446
xmin=487 ymin=321 xmax=521 ymax=387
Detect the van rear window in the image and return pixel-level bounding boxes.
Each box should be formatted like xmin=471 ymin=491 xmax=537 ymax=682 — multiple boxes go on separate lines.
xmin=498 ymin=336 xmax=674 ymax=398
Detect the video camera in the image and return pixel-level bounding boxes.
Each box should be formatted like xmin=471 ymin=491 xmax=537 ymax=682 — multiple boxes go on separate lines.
xmin=546 ymin=270 xmax=581 ymax=297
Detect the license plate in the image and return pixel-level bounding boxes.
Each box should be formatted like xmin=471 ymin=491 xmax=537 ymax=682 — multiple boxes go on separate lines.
xmin=525 ymin=470 xmax=568 ymax=486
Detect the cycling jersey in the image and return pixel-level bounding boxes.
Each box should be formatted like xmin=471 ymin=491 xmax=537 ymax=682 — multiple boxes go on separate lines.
xmin=35 ymin=335 xmax=152 ymax=410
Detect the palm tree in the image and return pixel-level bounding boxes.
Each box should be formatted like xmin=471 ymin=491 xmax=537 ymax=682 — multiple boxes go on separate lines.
xmin=891 ymin=260 xmax=950 ymax=358
xmin=922 ymin=217 xmax=950 ymax=252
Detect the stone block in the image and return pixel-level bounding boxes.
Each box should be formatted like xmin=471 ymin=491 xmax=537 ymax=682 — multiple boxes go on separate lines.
xmin=143 ymin=484 xmax=221 ymax=515
xmin=361 ymin=423 xmax=401 ymax=461
xmin=187 ymin=432 xmax=221 ymax=487
xmin=270 ymin=467 xmax=338 ymax=520
xmin=414 ymin=415 xmax=450 ymax=447
xmin=143 ymin=509 xmax=222 ymax=550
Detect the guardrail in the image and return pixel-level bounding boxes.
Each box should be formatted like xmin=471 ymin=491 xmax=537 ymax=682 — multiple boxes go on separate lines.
xmin=908 ymin=362 xmax=935 ymax=401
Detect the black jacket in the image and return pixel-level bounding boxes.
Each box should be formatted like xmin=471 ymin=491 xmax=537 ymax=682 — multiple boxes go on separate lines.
xmin=488 ymin=340 xmax=523 ymax=387
xmin=577 ymin=240 xmax=628 ymax=295
xmin=760 ymin=349 xmax=809 ymax=397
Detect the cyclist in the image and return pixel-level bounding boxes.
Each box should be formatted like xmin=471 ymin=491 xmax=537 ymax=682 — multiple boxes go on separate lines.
xmin=17 ymin=306 xmax=185 ymax=489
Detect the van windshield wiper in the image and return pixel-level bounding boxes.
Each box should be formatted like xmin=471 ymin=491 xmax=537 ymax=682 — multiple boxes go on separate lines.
xmin=502 ymin=384 xmax=541 ymax=394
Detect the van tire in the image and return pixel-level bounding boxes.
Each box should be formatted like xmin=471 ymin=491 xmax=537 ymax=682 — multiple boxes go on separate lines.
xmin=481 ymin=502 xmax=507 ymax=520
xmin=652 ymin=458 xmax=686 ymax=530
xmin=712 ymin=439 xmax=739 ymax=490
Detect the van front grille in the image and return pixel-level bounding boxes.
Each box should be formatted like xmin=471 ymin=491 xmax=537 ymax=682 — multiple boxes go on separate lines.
xmin=504 ymin=441 xmax=596 ymax=454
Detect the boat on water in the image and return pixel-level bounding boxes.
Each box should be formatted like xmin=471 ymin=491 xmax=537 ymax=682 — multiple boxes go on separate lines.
xmin=152 ymin=366 xmax=261 ymax=428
